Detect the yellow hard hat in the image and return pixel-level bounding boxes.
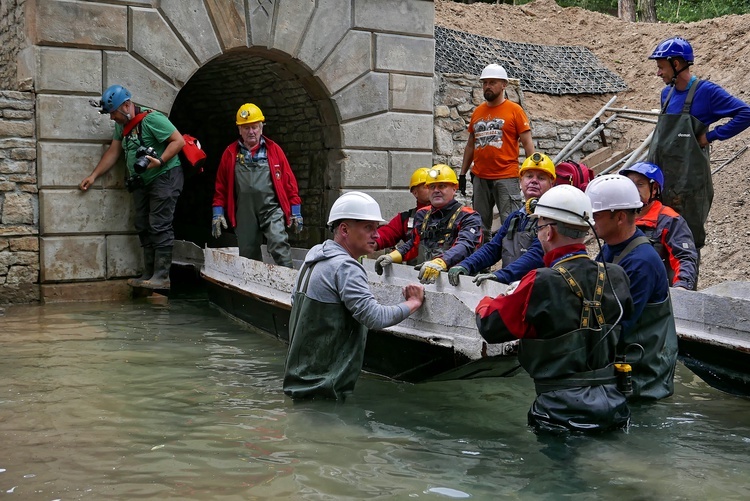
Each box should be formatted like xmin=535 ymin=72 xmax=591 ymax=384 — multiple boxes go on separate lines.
xmin=520 ymin=152 xmax=556 ymax=181
xmin=409 ymin=167 xmax=430 ymax=189
xmin=236 ymin=103 xmax=265 ymax=125
xmin=425 ymin=164 xmax=458 ymax=186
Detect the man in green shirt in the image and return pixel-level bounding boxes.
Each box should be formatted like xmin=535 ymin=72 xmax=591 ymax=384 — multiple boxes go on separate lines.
xmin=81 ymin=85 xmax=185 ymax=289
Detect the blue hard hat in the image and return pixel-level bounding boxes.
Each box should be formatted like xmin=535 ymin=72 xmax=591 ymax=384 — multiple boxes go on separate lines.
xmin=97 ymin=85 xmax=132 ymax=114
xmin=648 ymin=37 xmax=694 ymax=63
xmin=620 ymin=162 xmax=665 ymax=191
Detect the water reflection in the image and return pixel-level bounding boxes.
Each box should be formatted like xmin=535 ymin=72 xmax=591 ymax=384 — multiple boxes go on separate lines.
xmin=0 ymin=299 xmax=749 ymax=500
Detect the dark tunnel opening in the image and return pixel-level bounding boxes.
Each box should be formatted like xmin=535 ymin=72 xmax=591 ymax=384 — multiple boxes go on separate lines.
xmin=167 ymin=49 xmax=339 ymax=251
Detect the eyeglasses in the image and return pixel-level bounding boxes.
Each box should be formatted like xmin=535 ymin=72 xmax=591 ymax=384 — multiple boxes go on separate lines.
xmin=534 ymin=222 xmax=557 ymax=234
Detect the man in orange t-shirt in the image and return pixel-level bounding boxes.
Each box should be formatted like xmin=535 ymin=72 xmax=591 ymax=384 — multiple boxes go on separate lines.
xmin=460 ymin=64 xmax=534 ymax=240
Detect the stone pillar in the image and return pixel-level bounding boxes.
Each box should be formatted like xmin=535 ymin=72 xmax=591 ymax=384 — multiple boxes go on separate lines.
xmin=0 ymin=90 xmax=39 ymax=303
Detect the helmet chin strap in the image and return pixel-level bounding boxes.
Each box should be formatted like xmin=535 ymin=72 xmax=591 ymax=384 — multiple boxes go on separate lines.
xmin=667 ymin=57 xmax=689 ymax=86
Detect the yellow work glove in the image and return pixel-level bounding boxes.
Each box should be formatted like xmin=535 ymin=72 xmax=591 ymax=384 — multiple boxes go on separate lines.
xmin=375 ymin=250 xmax=402 ymax=275
xmin=418 ymin=258 xmax=447 ymax=285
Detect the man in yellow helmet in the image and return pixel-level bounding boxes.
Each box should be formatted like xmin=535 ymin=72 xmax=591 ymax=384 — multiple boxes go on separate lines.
xmin=448 ymin=153 xmax=556 ymax=286
xmin=375 ymin=164 xmax=483 ymax=284
xmin=374 ymin=167 xmax=431 ymax=264
xmin=212 ymin=103 xmax=301 ymax=266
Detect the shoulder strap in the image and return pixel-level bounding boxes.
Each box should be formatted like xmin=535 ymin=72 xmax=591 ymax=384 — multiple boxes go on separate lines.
xmin=553 ymin=257 xmax=606 ymax=329
xmin=613 ymin=236 xmax=651 ymax=265
xmin=122 ymin=109 xmax=152 ymax=137
xmin=682 ymin=78 xmax=702 ymax=114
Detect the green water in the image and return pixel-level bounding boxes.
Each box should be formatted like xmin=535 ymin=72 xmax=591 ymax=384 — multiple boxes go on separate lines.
xmin=1 ymin=298 xmax=749 ymax=500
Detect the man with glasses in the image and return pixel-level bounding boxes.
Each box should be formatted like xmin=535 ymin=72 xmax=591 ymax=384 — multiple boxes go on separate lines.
xmin=475 ymin=185 xmax=633 ymax=433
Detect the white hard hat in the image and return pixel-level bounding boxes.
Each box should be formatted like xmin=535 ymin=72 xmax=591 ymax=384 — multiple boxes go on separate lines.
xmin=585 ymin=174 xmax=644 ymax=213
xmin=327 ymin=191 xmax=386 ymax=226
xmin=480 ymin=64 xmax=509 ymax=81
xmin=532 ymin=185 xmax=593 ymax=227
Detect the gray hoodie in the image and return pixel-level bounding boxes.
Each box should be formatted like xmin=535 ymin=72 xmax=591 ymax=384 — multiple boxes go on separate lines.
xmin=294 ymin=240 xmax=411 ymax=330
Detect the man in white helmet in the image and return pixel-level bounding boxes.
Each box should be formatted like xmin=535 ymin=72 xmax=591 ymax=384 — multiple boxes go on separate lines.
xmin=475 ymin=185 xmax=633 ymax=433
xmin=460 ymin=63 xmax=535 ymax=241
xmin=283 ymin=191 xmax=425 ymax=401
xmin=585 ymin=174 xmax=677 ymax=401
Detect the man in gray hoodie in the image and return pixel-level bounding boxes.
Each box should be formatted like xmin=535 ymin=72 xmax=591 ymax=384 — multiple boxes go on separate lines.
xmin=283 ymin=191 xmax=425 ymax=400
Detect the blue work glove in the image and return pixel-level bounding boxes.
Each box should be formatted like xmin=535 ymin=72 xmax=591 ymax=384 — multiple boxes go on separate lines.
xmin=290 ymin=204 xmax=303 ymax=234
xmin=472 ymin=272 xmax=499 ymax=286
xmin=212 ymin=206 xmax=227 ymax=239
xmin=447 ymin=265 xmax=469 ymax=286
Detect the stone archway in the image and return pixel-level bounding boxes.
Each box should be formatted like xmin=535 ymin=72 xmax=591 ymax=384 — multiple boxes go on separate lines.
xmin=168 ymin=49 xmax=338 ymax=248
xmin=29 ymin=0 xmax=435 ymax=301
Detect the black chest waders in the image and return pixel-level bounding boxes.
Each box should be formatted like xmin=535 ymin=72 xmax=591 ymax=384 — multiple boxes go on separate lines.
xmin=283 ymin=262 xmax=369 ymax=401
xmin=520 ymin=257 xmax=618 ymax=395
xmin=648 ymin=81 xmax=711 ymax=247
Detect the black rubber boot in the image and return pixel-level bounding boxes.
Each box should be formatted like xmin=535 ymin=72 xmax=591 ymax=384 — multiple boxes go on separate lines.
xmin=127 ymin=246 xmax=155 ymax=287
xmin=140 ymin=247 xmax=172 ymax=290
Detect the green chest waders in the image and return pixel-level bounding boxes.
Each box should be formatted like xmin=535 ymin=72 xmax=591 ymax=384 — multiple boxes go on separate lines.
xmin=234 ymin=153 xmax=292 ymax=266
xmin=614 ymin=237 xmax=678 ymax=400
xmin=283 ymin=263 xmax=369 ymax=400
xmin=648 ymin=81 xmax=711 ymax=247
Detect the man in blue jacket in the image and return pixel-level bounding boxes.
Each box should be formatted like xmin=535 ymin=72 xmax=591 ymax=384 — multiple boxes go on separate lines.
xmin=586 ymin=174 xmax=677 ymax=401
xmin=647 ymin=37 xmax=750 ymax=249
xmin=447 ymin=153 xmax=555 ymax=286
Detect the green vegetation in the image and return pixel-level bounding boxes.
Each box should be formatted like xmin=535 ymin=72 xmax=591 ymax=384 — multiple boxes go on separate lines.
xmin=453 ymin=0 xmax=750 ymax=22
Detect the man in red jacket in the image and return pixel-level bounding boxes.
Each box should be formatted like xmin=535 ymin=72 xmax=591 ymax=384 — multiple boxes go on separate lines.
xmin=619 ymin=162 xmax=698 ymax=290
xmin=212 ymin=103 xmax=302 ymax=267
xmin=374 ymin=167 xmax=431 ymax=264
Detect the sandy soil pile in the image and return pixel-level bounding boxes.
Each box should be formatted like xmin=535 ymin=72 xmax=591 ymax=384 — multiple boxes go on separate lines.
xmin=436 ymin=0 xmax=750 ymax=288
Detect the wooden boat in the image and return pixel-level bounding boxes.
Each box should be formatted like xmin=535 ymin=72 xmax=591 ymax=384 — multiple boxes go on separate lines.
xmin=173 ymin=241 xmax=750 ymax=395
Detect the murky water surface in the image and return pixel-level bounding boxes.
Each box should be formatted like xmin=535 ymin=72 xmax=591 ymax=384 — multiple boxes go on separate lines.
xmin=1 ymin=298 xmax=749 ymax=500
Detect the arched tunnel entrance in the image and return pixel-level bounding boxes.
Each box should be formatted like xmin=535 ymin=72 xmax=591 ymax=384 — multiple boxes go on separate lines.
xmin=167 ymin=49 xmax=339 ymax=251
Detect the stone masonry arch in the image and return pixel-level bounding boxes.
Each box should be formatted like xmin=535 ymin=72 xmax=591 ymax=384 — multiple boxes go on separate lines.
xmin=26 ymin=0 xmax=435 ymax=301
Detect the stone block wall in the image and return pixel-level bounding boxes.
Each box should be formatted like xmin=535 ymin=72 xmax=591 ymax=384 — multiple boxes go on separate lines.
xmin=0 ymin=91 xmax=39 ymax=303
xmin=0 ymin=0 xmax=28 ymax=91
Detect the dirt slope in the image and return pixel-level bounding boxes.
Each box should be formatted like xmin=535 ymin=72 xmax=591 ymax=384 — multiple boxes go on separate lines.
xmin=436 ymin=0 xmax=750 ymax=288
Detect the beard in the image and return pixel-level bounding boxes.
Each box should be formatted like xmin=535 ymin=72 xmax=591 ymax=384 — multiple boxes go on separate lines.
xmin=484 ymin=89 xmax=499 ymax=101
